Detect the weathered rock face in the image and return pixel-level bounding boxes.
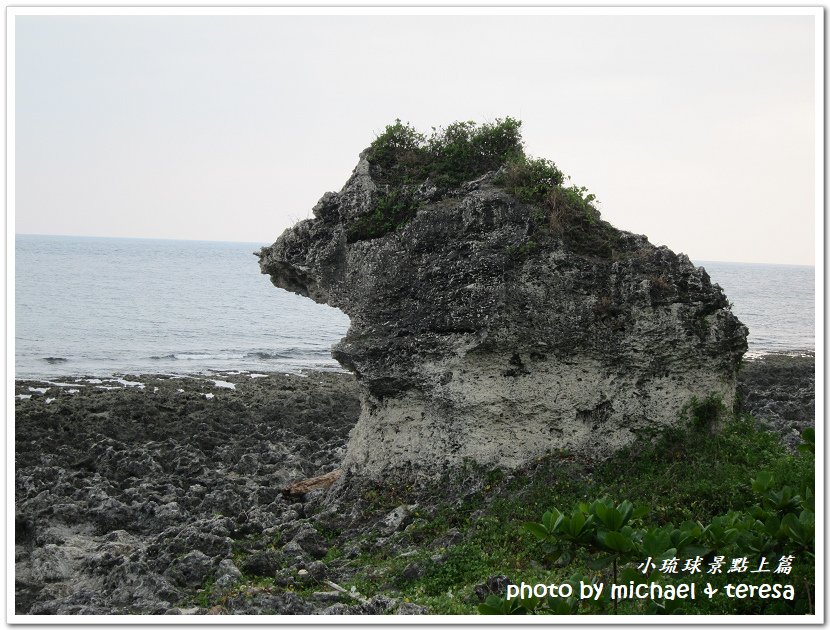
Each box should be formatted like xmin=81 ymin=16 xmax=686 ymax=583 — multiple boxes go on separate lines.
xmin=258 ymin=150 xmax=748 ymax=479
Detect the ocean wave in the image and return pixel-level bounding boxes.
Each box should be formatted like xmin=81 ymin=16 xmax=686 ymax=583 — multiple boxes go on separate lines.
xmin=149 ymin=352 xmax=245 ymax=361
xmin=243 ymin=351 xmax=288 ymax=360
xmin=745 ymin=349 xmax=815 ymax=359
xmin=42 ymin=357 xmax=68 ymax=364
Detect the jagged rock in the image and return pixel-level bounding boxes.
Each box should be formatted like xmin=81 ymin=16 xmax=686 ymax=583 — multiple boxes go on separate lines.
xmin=83 ymin=540 xmax=135 ymax=575
xmin=319 ymin=602 xmax=352 ymax=615
xmin=14 ymin=372 xmax=361 ymax=615
xmin=396 ymin=602 xmax=429 ymax=614
xmin=737 ymin=353 xmax=815 ymax=449
xmin=30 ymin=545 xmax=73 ymax=582
xmin=307 ymin=560 xmax=328 ymax=581
xmin=213 ymin=559 xmax=243 ymax=594
xmin=240 ymin=550 xmax=284 ymax=577
xmin=216 ymin=558 xmax=243 ymax=579
xmin=16 ymin=514 xmax=35 ymax=544
xmin=359 ymin=595 xmax=399 ymax=614
xmin=291 ymin=525 xmax=328 ymax=560
xmin=104 ymin=566 xmax=180 ymax=609
xmin=310 ymin=591 xmax=343 ymax=603
xmin=259 ymin=122 xmax=748 ymax=478
xmin=233 ymin=453 xmax=260 ymax=475
xmin=317 ymin=595 xmax=400 ymax=615
xmin=13 ymin=348 xmax=807 ymax=615
xmin=222 ymin=591 xmax=313 ymax=615
xmin=382 ymin=504 xmax=418 ymax=534
xmin=154 ymin=501 xmax=185 ymax=526
xmin=280 ymin=540 xmax=309 ymax=569
xmin=401 ymin=562 xmax=424 ymax=581
xmin=474 ymin=575 xmax=513 ymax=601
xmin=164 ymin=550 xmax=212 ymax=588
xmin=148 ymin=524 xmax=232 ymax=577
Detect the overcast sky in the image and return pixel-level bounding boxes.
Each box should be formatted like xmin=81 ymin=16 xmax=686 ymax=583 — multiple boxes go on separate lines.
xmin=14 ymin=12 xmax=817 ymax=265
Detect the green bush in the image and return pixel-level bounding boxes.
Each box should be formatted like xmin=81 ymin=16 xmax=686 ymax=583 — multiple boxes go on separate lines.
xmin=688 ymin=394 xmax=727 ymax=432
xmin=364 ymin=120 xmax=426 ymax=175
xmin=346 ymin=189 xmax=419 ymax=243
xmin=366 ymin=117 xmax=524 ymax=191
xmin=426 ymin=119 xmax=524 ymax=190
xmin=349 ymin=118 xmax=524 ymax=242
xmin=420 ymin=544 xmax=491 ymax=595
xmin=353 ymin=118 xmax=621 ymax=259
xmin=329 ymin=413 xmax=812 ymax=615
xmin=479 ymin=427 xmax=816 ymax=615
xmin=494 ymin=155 xmax=564 ymax=205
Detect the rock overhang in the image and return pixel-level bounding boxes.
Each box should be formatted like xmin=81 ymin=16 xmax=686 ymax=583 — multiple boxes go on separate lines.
xmin=258 ymin=120 xmax=748 ymax=478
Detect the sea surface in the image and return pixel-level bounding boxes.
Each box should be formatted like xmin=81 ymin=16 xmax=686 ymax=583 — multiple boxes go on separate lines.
xmin=696 ymin=260 xmax=815 ymax=358
xmin=14 ymin=235 xmax=815 ymax=379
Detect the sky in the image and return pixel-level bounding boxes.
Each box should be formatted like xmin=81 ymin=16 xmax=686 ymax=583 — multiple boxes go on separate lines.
xmin=14 ymin=11 xmax=818 ymax=265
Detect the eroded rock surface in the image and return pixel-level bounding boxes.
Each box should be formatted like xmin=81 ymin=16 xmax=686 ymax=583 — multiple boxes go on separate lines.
xmin=14 ymin=373 xmax=361 ymax=614
xmin=737 ymin=353 xmax=815 ymax=449
xmin=259 ymin=149 xmax=747 ymax=478
xmin=15 ymin=357 xmax=812 ymax=614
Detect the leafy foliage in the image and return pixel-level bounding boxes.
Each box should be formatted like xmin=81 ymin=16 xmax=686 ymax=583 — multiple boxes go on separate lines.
xmin=426 ymin=119 xmax=524 ymax=190
xmin=346 ymin=189 xmax=419 ymax=243
xmin=326 ymin=412 xmax=813 ymax=616
xmin=363 ymin=120 xmax=427 ymax=176
xmin=798 ymin=427 xmax=815 ymax=455
xmin=366 ymin=118 xmax=524 ymax=190
xmin=351 ymin=118 xmax=524 ymax=242
xmin=688 ymin=394 xmax=727 ymax=432
xmin=479 ymin=428 xmax=816 ymax=615
xmin=351 ymin=117 xmax=634 ymax=259
xmin=493 ymin=155 xmax=564 ymax=204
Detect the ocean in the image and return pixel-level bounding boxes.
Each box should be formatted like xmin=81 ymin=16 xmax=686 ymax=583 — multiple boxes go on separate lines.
xmin=14 ymin=235 xmax=815 ymax=379
xmin=697 ymin=260 xmax=815 ymax=358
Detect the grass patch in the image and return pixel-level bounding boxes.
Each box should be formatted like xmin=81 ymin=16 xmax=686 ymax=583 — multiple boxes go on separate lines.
xmin=342 ymin=411 xmax=813 ymax=615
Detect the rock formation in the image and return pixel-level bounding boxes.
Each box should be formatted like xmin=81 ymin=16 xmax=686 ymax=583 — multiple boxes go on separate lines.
xmin=258 ymin=120 xmax=748 ymax=479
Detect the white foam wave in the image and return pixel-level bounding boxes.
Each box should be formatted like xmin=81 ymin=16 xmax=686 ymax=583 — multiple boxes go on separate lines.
xmin=108 ymin=378 xmax=145 ymax=388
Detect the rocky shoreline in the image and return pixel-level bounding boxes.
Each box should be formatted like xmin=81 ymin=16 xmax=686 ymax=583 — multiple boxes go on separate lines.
xmin=15 ymin=371 xmax=370 ymax=615
xmin=14 ymin=353 xmax=815 ymax=615
xmin=737 ymin=353 xmax=816 ymax=449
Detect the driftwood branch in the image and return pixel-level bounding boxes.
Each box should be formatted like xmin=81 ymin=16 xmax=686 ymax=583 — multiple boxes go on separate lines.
xmin=281 ymin=468 xmax=342 ymax=498
xmin=324 ymin=580 xmax=368 ymax=603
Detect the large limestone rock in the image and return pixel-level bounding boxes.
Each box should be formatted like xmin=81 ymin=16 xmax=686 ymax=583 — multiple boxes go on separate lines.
xmin=258 ymin=135 xmax=747 ymax=479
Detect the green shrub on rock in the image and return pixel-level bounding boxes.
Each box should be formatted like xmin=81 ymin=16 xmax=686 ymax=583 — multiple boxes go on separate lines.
xmin=354 ymin=117 xmax=615 ymax=257
xmin=365 ymin=117 xmax=524 ymax=191
xmin=354 ymin=118 xmax=525 ymax=242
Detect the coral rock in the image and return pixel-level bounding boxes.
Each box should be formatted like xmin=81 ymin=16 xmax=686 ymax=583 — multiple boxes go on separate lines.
xmin=258 ymin=130 xmax=747 ymax=479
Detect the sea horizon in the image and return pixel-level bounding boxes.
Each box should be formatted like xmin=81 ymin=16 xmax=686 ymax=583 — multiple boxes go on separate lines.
xmin=13 ymin=234 xmax=816 ymax=380
xmin=13 ymin=233 xmax=817 ymax=268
